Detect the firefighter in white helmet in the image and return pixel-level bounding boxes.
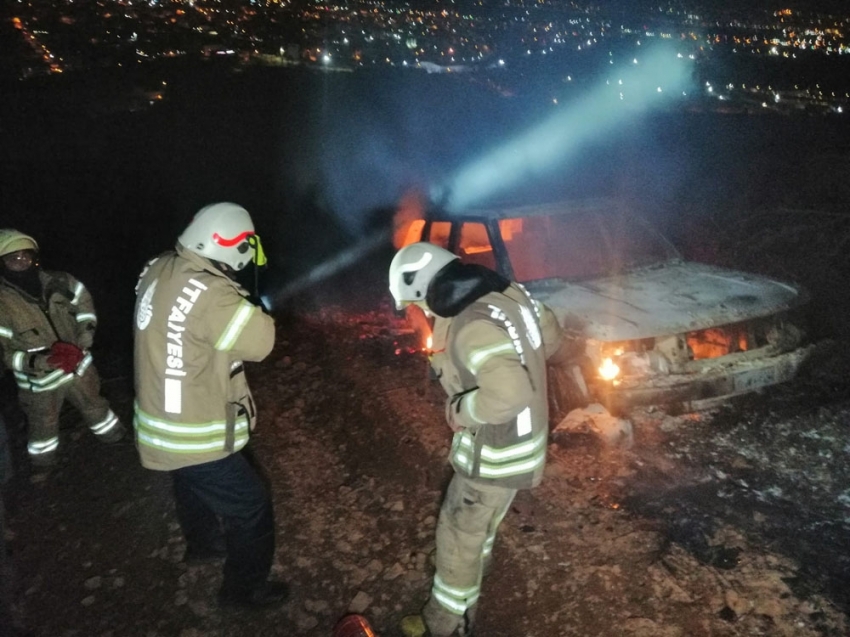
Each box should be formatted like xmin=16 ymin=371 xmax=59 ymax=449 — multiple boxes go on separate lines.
xmin=0 ymin=229 xmax=125 ymax=469
xmin=391 ymin=242 xmax=568 ymax=637
xmin=133 ymin=202 xmax=288 ymax=608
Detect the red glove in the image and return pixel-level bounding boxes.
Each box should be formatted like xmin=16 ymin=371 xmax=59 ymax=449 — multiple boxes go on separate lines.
xmin=47 ymin=341 xmax=85 ymax=374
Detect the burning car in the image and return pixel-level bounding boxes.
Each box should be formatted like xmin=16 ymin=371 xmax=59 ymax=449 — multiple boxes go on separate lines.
xmin=395 ymin=198 xmax=813 ymax=415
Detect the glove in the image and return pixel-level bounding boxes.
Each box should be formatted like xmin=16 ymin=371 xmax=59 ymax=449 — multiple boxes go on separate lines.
xmin=246 ymin=293 xmax=272 ymax=315
xmin=47 ymin=341 xmax=85 ymax=374
xmin=446 ymin=388 xmax=477 ymax=433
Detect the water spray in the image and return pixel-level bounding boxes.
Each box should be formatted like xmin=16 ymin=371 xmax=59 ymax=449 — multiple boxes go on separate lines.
xmin=440 ymin=46 xmax=694 ymax=211
xmin=261 ymin=228 xmax=391 ymax=310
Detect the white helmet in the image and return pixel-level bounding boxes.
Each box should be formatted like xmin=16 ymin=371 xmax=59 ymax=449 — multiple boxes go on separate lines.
xmin=389 ymin=242 xmax=458 ymax=310
xmin=178 ymin=202 xmax=262 ymax=271
xmin=0 ymin=229 xmax=38 ymax=258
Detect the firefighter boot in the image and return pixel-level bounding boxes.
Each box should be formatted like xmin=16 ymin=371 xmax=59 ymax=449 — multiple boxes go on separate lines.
xmin=183 ymin=541 xmax=227 ymax=566
xmin=401 ymin=614 xmax=475 ymax=637
xmin=28 ymin=449 xmax=57 ymax=472
xmin=421 ymin=597 xmax=476 ymax=637
xmin=97 ymin=419 xmax=126 ymax=444
xmin=218 ymin=580 xmax=289 ymax=609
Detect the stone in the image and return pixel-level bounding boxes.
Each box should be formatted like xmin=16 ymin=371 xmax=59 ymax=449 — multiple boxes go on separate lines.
xmin=554 ymin=403 xmax=634 ymax=449
xmin=349 ymin=590 xmax=373 ymax=614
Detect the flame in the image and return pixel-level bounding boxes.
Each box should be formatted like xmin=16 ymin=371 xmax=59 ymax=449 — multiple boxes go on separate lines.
xmin=598 ymin=357 xmax=620 ymax=381
xmin=393 ymin=189 xmax=427 ymax=249
xmin=425 ymin=333 xmax=433 ymax=351
xmin=688 ymin=327 xmax=747 ymax=360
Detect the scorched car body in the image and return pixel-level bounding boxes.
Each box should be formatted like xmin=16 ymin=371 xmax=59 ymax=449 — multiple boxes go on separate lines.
xmin=397 ymin=198 xmax=812 ymax=414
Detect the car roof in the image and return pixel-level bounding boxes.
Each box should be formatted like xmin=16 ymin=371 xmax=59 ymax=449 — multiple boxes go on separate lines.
xmin=428 ymin=197 xmax=622 ymax=222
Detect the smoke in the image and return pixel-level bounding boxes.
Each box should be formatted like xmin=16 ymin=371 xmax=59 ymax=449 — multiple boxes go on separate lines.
xmin=264 ymin=46 xmax=694 ymax=308
xmin=439 ymin=46 xmax=695 ymax=212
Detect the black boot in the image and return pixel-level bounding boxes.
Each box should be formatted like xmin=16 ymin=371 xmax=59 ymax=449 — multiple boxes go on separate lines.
xmin=218 ymin=580 xmax=289 ymax=609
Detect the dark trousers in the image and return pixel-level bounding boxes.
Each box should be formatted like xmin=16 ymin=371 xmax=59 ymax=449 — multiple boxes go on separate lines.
xmin=1 ymin=415 xmax=17 ymax=631
xmin=172 ymin=449 xmax=275 ymax=593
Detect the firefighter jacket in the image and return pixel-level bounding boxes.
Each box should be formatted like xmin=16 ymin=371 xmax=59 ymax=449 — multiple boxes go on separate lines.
xmin=0 ymin=269 xmax=98 ymax=394
xmin=133 ymin=244 xmax=275 ymax=472
xmin=428 ymin=262 xmax=563 ymax=491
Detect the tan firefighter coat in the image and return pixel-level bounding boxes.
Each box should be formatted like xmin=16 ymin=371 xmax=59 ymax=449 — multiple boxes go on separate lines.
xmin=0 ymin=269 xmax=99 ymax=392
xmin=429 ymin=283 xmax=563 ymax=490
xmin=133 ymin=244 xmax=275 ymax=471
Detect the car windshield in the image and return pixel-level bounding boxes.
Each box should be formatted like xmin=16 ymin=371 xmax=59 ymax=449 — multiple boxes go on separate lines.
xmin=498 ymin=210 xmax=679 ymax=282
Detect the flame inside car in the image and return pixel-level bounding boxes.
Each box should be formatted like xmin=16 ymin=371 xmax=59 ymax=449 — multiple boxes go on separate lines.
xmin=598 ymin=357 xmax=620 ymax=382
xmin=590 ymin=316 xmax=803 ymax=383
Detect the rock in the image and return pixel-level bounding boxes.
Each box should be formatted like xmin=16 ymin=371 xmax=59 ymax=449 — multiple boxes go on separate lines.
xmin=188 ymin=600 xmax=211 ymax=617
xmin=414 ymin=552 xmax=428 ymax=570
xmin=84 ymin=576 xmax=102 ymax=590
xmin=554 ymin=403 xmax=634 ymax=449
xmin=348 ymin=591 xmax=373 ymax=614
xmin=295 ymin=612 xmax=319 ymax=632
xmin=659 ymin=416 xmax=681 ymax=432
xmin=724 ymin=589 xmax=751 ymax=616
xmin=336 ymin=540 xmax=353 ymax=553
xmin=81 ymin=595 xmax=96 ymax=606
xmin=348 ymin=568 xmax=368 ymax=587
xmin=382 ymin=562 xmax=406 ymax=580
xmin=304 ymin=599 xmax=331 ymax=614
xmin=404 ymin=570 xmax=428 ymax=584
xmin=754 ymin=597 xmax=786 ymax=618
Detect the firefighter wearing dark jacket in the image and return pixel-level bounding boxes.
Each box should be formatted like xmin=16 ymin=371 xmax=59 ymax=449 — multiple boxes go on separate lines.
xmin=133 ymin=202 xmax=288 ymax=609
xmin=391 ymin=242 xmax=567 ymax=637
xmin=0 ymin=230 xmax=125 ymax=469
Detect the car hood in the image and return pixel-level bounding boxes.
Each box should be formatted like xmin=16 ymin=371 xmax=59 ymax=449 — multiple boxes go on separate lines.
xmin=527 ymin=261 xmax=804 ymax=342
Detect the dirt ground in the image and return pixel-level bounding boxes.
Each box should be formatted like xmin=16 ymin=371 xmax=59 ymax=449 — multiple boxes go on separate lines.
xmin=3 ymin=223 xmax=850 ymax=637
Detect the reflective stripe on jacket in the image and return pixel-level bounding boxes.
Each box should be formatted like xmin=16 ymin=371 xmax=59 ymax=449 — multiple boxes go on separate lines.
xmin=133 ymin=245 xmax=275 ymax=471
xmin=431 ymin=283 xmax=561 ymax=490
xmin=0 ymin=270 xmax=98 ymax=391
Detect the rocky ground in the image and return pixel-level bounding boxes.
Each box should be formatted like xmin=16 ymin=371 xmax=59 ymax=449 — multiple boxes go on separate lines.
xmin=3 ymin=215 xmax=850 ymax=637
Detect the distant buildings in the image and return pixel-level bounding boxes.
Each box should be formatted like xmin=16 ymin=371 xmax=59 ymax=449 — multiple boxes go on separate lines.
xmin=5 ymin=1 xmax=849 ymax=113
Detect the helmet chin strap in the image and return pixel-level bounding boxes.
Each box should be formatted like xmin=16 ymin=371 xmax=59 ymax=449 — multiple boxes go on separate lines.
xmin=209 ymin=258 xmax=237 ymax=279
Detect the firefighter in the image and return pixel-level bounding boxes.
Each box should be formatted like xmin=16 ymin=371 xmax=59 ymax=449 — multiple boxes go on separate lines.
xmin=390 ymin=242 xmax=567 ymax=637
xmin=133 ymin=202 xmax=287 ymax=608
xmin=0 ymin=230 xmax=125 ymax=469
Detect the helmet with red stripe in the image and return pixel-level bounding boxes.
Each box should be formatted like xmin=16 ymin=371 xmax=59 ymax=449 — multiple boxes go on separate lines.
xmin=178 ymin=202 xmax=259 ymax=271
